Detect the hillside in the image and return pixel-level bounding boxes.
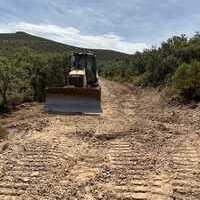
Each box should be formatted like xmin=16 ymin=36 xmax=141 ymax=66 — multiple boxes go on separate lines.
xmin=0 ymin=31 xmax=128 ymax=62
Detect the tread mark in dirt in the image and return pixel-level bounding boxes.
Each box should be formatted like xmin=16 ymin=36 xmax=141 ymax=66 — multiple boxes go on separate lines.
xmin=0 ymin=141 xmax=64 ymax=199
xmin=171 ymin=140 xmax=200 ymax=200
xmin=108 ymin=138 xmax=173 ymax=200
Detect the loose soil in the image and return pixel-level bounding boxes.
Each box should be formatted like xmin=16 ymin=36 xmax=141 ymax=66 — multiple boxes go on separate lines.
xmin=0 ymin=79 xmax=199 ymax=199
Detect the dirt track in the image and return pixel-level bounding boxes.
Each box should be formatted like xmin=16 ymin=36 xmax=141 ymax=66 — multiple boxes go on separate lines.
xmin=0 ymin=79 xmax=199 ymax=199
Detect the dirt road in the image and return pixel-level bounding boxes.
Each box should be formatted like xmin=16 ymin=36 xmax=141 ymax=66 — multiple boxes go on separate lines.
xmin=0 ymin=80 xmax=199 ymax=199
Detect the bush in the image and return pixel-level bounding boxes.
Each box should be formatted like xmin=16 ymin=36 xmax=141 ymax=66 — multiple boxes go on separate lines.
xmin=173 ymin=61 xmax=200 ymax=101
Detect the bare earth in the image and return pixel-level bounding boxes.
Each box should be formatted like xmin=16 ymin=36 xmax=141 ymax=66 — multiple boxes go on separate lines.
xmin=0 ymin=79 xmax=199 ymax=200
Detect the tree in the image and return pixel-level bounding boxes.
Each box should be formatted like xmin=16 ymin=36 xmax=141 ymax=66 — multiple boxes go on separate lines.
xmin=0 ymin=57 xmax=17 ymax=111
xmin=173 ymin=61 xmax=200 ymax=101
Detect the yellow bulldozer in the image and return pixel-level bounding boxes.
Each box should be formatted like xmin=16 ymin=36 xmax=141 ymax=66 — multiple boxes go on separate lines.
xmin=44 ymin=52 xmax=102 ymax=114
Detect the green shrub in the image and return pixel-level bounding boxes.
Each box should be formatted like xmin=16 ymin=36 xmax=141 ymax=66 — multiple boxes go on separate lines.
xmin=173 ymin=61 xmax=200 ymax=101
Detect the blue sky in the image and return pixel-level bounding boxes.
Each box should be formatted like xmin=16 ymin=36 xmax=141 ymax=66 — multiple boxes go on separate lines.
xmin=0 ymin=0 xmax=200 ymax=53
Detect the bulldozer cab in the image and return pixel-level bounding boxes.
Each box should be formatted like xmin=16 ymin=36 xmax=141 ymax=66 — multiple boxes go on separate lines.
xmin=70 ymin=52 xmax=87 ymax=70
xmin=70 ymin=52 xmax=98 ymax=86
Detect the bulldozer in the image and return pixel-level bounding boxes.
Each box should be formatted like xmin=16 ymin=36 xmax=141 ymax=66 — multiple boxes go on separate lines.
xmin=44 ymin=52 xmax=102 ymax=114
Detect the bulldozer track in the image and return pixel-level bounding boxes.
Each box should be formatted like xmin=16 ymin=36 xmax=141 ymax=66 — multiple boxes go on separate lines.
xmin=0 ymin=141 xmax=66 ymax=199
xmin=107 ymin=134 xmax=200 ymax=200
xmin=0 ymin=137 xmax=198 ymax=199
xmin=170 ymin=138 xmax=200 ymax=199
xmin=108 ymin=138 xmax=173 ymax=200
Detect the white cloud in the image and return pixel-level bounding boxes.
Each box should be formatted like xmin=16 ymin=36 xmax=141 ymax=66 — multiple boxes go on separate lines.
xmin=1 ymin=22 xmax=148 ymax=54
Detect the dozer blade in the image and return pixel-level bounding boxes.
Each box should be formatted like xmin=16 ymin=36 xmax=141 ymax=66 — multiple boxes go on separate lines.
xmin=44 ymin=87 xmax=102 ymax=114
